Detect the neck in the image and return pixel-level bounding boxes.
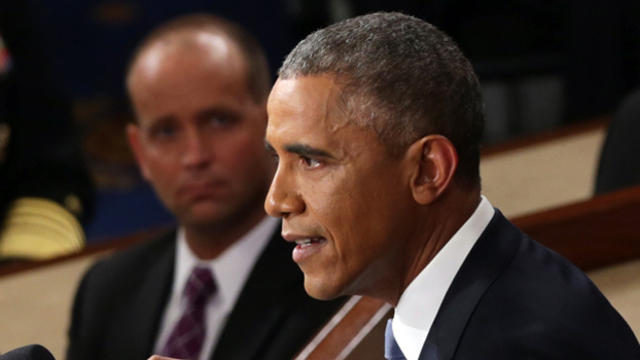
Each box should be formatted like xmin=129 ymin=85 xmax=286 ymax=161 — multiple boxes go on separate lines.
xmin=183 ymin=205 xmax=267 ymax=260
xmin=387 ymin=186 xmax=481 ymax=306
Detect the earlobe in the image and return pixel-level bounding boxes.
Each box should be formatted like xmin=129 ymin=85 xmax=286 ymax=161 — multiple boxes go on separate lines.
xmin=407 ymin=135 xmax=458 ymax=205
xmin=126 ymin=124 xmax=151 ymax=180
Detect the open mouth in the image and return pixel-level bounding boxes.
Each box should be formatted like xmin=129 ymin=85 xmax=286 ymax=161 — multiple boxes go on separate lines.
xmin=292 ymin=237 xmax=327 ymax=263
xmin=295 ymin=237 xmax=326 ymax=248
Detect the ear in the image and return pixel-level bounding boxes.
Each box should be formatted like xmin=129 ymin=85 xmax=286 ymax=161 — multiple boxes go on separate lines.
xmin=126 ymin=123 xmax=151 ymax=180
xmin=405 ymin=135 xmax=458 ymax=205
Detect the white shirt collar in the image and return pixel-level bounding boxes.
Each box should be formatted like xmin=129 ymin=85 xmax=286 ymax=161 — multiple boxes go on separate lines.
xmin=173 ymin=215 xmax=279 ymax=313
xmin=392 ymin=196 xmax=494 ymax=360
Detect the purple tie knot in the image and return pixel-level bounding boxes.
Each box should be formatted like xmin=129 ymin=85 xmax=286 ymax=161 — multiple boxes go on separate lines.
xmin=184 ymin=266 xmax=216 ymax=306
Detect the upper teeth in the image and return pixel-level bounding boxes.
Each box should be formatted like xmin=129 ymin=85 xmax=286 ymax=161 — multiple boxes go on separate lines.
xmin=295 ymin=238 xmax=313 ymax=245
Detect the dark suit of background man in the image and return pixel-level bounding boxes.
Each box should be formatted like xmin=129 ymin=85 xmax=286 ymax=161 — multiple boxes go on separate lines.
xmin=264 ymin=12 xmax=640 ymax=359
xmin=67 ymin=14 xmax=344 ymax=360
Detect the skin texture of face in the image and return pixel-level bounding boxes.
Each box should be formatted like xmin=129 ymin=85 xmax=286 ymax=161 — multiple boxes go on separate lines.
xmin=265 ymin=75 xmax=421 ymax=302
xmin=127 ymin=31 xmax=273 ymax=242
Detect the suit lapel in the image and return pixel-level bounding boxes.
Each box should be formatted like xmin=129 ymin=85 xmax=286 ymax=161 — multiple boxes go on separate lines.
xmin=125 ymin=232 xmax=176 ymax=358
xmin=420 ymin=210 xmax=522 ymax=360
xmin=211 ymin=226 xmax=302 ymax=360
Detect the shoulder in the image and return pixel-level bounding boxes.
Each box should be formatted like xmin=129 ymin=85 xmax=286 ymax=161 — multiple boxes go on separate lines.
xmin=489 ymin=232 xmax=612 ymax=316
xmin=79 ymin=230 xmax=176 ymax=296
xmin=67 ymin=231 xmax=176 ymax=359
xmin=69 ymin=230 xmax=175 ymax=333
xmin=472 ymin=212 xmax=610 ymax=308
xmin=462 ymin=224 xmax=639 ymax=357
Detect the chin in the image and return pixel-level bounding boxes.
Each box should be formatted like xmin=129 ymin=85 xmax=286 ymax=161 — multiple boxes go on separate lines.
xmin=303 ymin=275 xmax=345 ymax=301
xmin=183 ymin=202 xmax=230 ymax=222
xmin=184 ymin=211 xmax=221 ymax=225
xmin=177 ymin=213 xmax=225 ymax=231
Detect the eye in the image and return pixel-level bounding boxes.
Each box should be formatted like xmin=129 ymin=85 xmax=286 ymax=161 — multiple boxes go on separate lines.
xmin=148 ymin=122 xmax=178 ymax=141
xmin=300 ymin=156 xmax=322 ymax=169
xmin=208 ymin=115 xmax=230 ymax=126
xmin=203 ymin=112 xmax=238 ymax=129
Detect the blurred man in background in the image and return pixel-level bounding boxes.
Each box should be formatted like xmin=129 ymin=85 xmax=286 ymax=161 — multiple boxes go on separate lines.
xmin=67 ymin=14 xmax=343 ymax=360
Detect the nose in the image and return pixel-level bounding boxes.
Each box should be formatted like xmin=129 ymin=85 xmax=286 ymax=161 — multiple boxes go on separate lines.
xmin=181 ymin=129 xmax=211 ymax=169
xmin=264 ymin=167 xmax=305 ymax=218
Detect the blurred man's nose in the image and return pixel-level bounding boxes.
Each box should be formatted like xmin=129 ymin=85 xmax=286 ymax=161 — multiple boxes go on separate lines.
xmin=181 ymin=128 xmax=211 ymax=169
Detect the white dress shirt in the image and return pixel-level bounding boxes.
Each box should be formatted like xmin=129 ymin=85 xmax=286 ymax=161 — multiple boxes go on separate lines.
xmin=392 ymin=196 xmax=494 ymax=360
xmin=153 ymin=216 xmax=279 ymax=360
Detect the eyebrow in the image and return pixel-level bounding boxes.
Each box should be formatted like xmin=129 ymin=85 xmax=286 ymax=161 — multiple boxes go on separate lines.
xmin=264 ymin=141 xmax=334 ymax=159
xmin=285 ymin=143 xmax=334 ymax=158
xmin=140 ymin=114 xmax=174 ymax=130
xmin=195 ymin=106 xmax=239 ymax=122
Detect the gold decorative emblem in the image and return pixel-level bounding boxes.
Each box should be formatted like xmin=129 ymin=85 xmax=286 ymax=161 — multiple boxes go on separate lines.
xmin=64 ymin=194 xmax=83 ymax=216
xmin=0 ymin=123 xmax=10 ymax=163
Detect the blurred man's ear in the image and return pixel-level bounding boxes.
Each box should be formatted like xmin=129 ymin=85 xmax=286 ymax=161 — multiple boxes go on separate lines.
xmin=126 ymin=123 xmax=151 ymax=180
xmin=406 ymin=135 xmax=458 ymax=205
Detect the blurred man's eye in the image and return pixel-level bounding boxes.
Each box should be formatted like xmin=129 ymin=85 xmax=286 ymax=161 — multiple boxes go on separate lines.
xmin=148 ymin=123 xmax=177 ymax=141
xmin=208 ymin=116 xmax=229 ymax=126
xmin=204 ymin=114 xmax=238 ymax=129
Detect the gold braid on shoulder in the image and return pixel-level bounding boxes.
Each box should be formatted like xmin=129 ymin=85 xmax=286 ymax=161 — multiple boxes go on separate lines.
xmin=0 ymin=197 xmax=84 ymax=260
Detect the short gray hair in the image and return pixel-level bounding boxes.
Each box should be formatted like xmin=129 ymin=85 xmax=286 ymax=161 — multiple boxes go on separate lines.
xmin=279 ymin=12 xmax=484 ymax=187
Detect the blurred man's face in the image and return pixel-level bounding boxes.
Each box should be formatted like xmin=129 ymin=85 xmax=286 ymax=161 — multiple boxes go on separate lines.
xmin=265 ymin=75 xmax=414 ymax=300
xmin=127 ymin=33 xmax=272 ymax=228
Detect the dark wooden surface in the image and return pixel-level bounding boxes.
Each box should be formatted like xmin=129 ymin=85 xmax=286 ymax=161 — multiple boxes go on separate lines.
xmin=513 ymin=184 xmax=640 ymax=271
xmin=295 ymin=296 xmax=390 ymax=360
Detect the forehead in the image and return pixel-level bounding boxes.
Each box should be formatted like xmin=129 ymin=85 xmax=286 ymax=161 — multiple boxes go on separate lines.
xmin=130 ymin=31 xmax=249 ymax=96
xmin=135 ymin=29 xmax=245 ymax=78
xmin=267 ymin=75 xmax=349 ymax=138
xmin=266 ymin=75 xmax=391 ymax=162
xmin=128 ymin=32 xmax=253 ymax=122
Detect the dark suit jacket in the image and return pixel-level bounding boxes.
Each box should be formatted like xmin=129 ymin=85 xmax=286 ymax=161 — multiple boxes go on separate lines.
xmin=420 ymin=210 xmax=640 ymax=359
xmin=67 ymin=228 xmax=345 ymax=360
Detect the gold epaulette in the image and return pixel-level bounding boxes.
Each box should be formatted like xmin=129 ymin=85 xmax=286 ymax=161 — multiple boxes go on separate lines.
xmin=0 ymin=197 xmax=85 ymax=260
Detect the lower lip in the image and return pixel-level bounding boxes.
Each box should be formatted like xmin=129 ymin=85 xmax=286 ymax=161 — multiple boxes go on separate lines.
xmin=292 ymin=238 xmax=327 ymax=263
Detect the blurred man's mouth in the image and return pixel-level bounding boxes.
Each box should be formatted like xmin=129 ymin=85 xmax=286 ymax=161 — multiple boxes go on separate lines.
xmin=179 ymin=180 xmax=227 ymax=199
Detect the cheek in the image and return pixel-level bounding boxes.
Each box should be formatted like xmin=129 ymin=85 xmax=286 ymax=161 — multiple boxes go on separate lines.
xmin=140 ymin=142 xmax=185 ymax=178
xmin=142 ymin=154 xmax=177 ymax=183
xmin=309 ymin=182 xmax=370 ymax=260
xmin=322 ymin=176 xmax=399 ymax=259
xmin=216 ymin=130 xmax=268 ymax=171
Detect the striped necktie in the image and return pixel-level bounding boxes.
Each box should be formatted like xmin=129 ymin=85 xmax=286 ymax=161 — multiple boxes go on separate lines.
xmin=160 ymin=266 xmax=216 ymax=359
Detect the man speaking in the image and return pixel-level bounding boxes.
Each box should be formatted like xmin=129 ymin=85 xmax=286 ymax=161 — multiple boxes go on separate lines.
xmin=264 ymin=12 xmax=640 ymax=359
